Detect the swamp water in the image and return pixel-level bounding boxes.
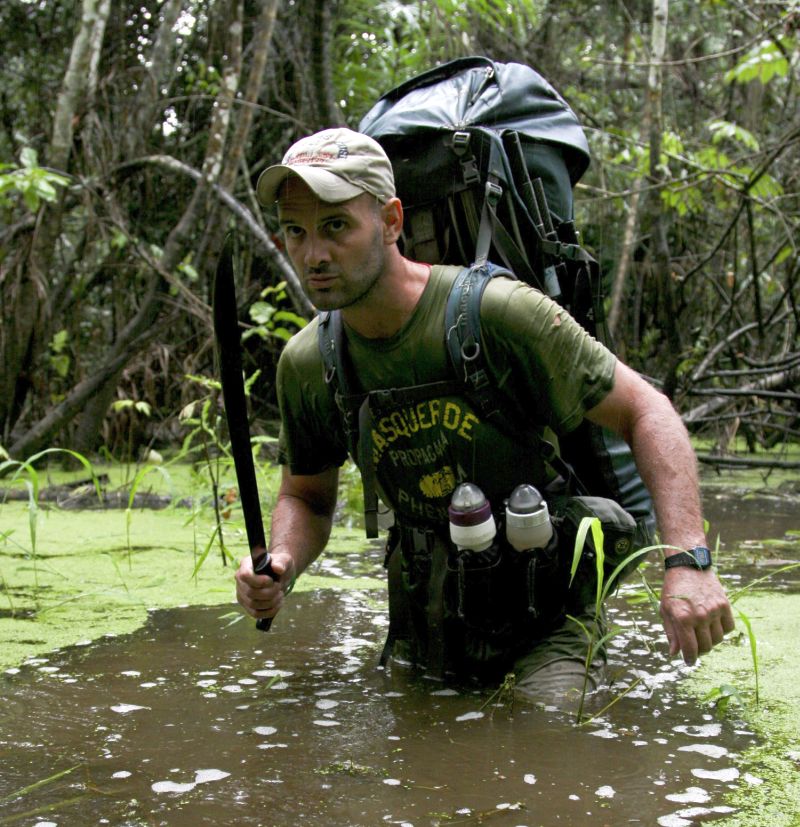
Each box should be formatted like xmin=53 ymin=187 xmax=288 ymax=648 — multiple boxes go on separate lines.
xmin=1 ymin=488 xmax=798 ymax=827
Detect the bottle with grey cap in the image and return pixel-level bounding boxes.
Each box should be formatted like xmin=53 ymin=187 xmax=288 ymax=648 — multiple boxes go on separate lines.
xmin=505 ymin=483 xmax=553 ymax=551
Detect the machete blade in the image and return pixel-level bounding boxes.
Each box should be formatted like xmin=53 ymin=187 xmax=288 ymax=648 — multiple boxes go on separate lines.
xmin=213 ymin=234 xmax=276 ymax=632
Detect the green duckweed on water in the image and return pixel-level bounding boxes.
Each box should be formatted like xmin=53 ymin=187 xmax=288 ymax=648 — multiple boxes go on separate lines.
xmin=680 ymin=591 xmax=800 ymax=827
xmin=0 ymin=460 xmax=383 ymax=672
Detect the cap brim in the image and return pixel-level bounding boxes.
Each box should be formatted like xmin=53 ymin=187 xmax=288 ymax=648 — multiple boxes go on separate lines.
xmin=256 ymin=165 xmax=365 ymax=205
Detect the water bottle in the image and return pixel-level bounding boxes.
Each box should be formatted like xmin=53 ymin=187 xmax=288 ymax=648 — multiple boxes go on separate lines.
xmin=505 ymin=484 xmax=553 ymax=551
xmin=448 ymin=482 xmax=496 ymax=552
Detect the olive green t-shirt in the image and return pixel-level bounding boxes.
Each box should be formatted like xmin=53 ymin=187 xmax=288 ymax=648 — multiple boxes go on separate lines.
xmin=275 ymin=265 xmax=616 ymax=526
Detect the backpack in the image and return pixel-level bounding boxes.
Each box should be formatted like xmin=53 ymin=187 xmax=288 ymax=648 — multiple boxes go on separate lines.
xmin=348 ymin=56 xmax=654 ymax=539
xmin=358 ymin=55 xmax=595 ymax=319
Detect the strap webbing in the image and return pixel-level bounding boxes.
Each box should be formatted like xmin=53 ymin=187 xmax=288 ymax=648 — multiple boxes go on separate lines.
xmin=358 ymin=397 xmax=379 ymax=538
xmin=445 ymin=265 xmax=590 ymax=496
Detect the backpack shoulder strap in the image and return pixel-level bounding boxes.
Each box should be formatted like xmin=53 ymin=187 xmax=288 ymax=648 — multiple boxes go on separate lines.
xmin=318 ymin=310 xmax=362 ymax=460
xmin=318 ymin=310 xmax=383 ymax=536
xmin=444 ymin=263 xmax=513 ymax=421
xmin=445 ymin=263 xmax=588 ymax=495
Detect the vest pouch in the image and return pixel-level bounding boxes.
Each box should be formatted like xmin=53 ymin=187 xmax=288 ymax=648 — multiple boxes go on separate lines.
xmin=443 ymin=540 xmax=521 ymax=675
xmin=552 ymin=495 xmax=642 ymax=610
xmin=512 ymin=538 xmax=569 ymax=632
xmin=446 ymin=542 xmax=515 ymax=636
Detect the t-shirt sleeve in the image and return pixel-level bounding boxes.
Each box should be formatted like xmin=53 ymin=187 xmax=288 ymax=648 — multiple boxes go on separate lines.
xmin=480 ymin=279 xmax=617 ymax=434
xmin=275 ymin=324 xmax=349 ymax=475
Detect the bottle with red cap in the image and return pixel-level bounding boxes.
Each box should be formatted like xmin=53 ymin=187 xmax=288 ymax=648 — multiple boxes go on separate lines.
xmin=448 ymin=482 xmax=497 ymax=552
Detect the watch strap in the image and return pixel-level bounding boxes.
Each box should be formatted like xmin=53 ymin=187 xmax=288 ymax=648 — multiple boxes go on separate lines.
xmin=664 ymin=547 xmax=713 ymax=570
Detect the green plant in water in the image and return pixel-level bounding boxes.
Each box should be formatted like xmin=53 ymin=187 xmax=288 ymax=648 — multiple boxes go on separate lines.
xmin=0 ymin=448 xmax=101 ymax=609
xmin=703 ymin=682 xmax=745 ymax=718
xmin=175 ymin=372 xmax=278 ymax=572
xmin=0 ymin=570 xmax=16 ymax=618
xmin=700 ymin=561 xmax=800 ymax=714
xmin=481 ymin=671 xmax=517 ymax=717
xmin=736 ymin=608 xmax=759 ymax=705
xmin=0 ymin=764 xmax=81 ymax=806
xmin=177 ymin=376 xmax=237 ymax=569
xmin=123 ymin=463 xmax=174 ymax=569
xmin=567 ymin=516 xmax=662 ymax=725
xmin=568 ymin=521 xmax=795 ymax=721
xmin=109 ymin=397 xmax=153 ymax=485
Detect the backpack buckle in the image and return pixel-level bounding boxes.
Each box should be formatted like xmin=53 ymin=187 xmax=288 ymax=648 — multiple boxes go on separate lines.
xmin=484 ymin=180 xmax=502 ymax=206
xmin=452 ymin=131 xmax=471 ymax=155
xmin=453 ymin=132 xmax=480 ymax=185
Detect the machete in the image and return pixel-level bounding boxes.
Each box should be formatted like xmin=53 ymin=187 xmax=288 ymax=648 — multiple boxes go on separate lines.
xmin=213 ymin=234 xmax=276 ymax=632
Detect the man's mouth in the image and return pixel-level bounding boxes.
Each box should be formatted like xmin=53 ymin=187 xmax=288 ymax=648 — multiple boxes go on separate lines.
xmin=306 ymin=273 xmax=338 ymax=290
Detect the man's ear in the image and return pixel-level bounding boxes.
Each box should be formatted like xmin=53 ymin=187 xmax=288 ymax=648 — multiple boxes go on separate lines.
xmin=381 ymin=197 xmax=403 ymax=244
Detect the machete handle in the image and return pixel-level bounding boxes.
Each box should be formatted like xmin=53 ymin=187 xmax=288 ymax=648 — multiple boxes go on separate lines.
xmin=253 ymin=551 xmax=277 ymax=632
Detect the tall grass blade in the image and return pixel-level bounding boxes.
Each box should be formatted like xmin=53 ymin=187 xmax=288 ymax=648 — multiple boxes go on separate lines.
xmin=191 ymin=523 xmax=222 ymax=579
xmin=569 ymin=516 xmax=596 ymax=586
xmin=736 ymin=608 xmax=759 ymax=705
xmin=729 ymin=562 xmax=800 ymax=604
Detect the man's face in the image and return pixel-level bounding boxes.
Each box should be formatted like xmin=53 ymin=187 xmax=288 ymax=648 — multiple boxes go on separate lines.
xmin=277 ymin=179 xmax=389 ymax=312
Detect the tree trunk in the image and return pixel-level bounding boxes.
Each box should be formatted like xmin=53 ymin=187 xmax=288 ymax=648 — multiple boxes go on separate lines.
xmin=71 ymin=2 xmax=246 ymax=455
xmin=125 ymin=0 xmax=183 ymax=157
xmin=48 ymin=0 xmax=110 ymax=172
xmin=646 ymin=0 xmax=683 ymax=399
xmin=310 ymin=0 xmax=344 ymax=127
xmin=0 ymin=0 xmax=111 ymax=447
xmin=200 ymin=0 xmax=283 ymax=305
xmin=607 ymin=182 xmax=643 ymax=339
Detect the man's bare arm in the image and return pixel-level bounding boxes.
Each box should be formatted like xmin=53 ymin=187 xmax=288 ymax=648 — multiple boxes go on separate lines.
xmin=586 ymin=361 xmax=735 ymax=664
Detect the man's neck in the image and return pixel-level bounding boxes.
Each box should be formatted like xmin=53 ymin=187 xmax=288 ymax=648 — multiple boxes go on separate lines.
xmin=341 ymin=257 xmax=431 ymax=339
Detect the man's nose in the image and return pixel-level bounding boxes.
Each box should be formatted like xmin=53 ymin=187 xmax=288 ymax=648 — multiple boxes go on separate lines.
xmin=303 ymin=232 xmax=331 ymax=269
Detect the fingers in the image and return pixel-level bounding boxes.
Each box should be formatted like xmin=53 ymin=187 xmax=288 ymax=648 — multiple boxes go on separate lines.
xmin=660 ymin=569 xmax=735 ymax=665
xmin=721 ymin=604 xmax=736 ymax=635
xmin=235 ymin=554 xmax=284 ymax=620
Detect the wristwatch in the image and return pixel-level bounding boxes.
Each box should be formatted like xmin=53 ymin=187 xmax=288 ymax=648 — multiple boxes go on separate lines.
xmin=664 ymin=546 xmax=713 ymax=570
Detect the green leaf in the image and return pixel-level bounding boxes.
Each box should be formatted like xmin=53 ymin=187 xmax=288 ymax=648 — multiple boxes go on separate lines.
xmin=22 ymin=188 xmax=40 ymax=211
xmin=178 ymin=261 xmax=199 ymax=281
xmin=50 ymin=329 xmax=69 ymax=354
xmin=50 ymin=354 xmax=70 ymax=378
xmin=249 ymin=301 xmax=275 ymax=325
xmin=708 ymin=119 xmax=760 ymax=152
xmin=20 ymin=147 xmax=38 ymax=168
xmin=725 ymin=40 xmax=790 ymax=86
xmin=272 ymin=310 xmax=308 ymax=329
xmin=33 ymin=178 xmax=57 ymax=202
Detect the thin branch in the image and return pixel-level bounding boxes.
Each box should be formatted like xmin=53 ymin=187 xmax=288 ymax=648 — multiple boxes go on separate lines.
xmin=113 ymin=155 xmax=313 ymax=318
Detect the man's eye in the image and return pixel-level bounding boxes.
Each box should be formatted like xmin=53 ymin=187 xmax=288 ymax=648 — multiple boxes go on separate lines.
xmin=284 ymin=225 xmax=303 ymax=239
xmin=326 ymin=219 xmax=347 ymax=234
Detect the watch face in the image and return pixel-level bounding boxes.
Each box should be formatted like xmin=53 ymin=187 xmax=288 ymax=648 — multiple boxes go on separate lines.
xmin=692 ymin=547 xmax=712 ymax=568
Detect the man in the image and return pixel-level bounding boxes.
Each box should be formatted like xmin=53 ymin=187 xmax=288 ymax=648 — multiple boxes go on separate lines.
xmin=235 ymin=127 xmax=734 ymax=704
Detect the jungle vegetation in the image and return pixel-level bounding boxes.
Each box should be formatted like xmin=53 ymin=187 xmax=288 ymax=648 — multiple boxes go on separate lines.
xmin=1 ymin=0 xmax=797 ymax=468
